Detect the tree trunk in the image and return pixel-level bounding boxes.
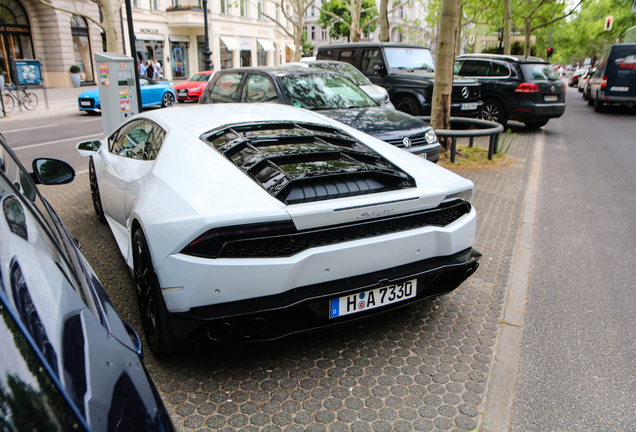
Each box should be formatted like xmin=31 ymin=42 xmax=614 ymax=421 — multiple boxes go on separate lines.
xmin=455 ymin=2 xmax=462 ymax=56
xmin=430 ymin=0 xmax=460 ymax=151
xmin=350 ymin=0 xmax=363 ymax=42
xmin=503 ymin=0 xmax=511 ymax=55
xmin=294 ymin=0 xmax=304 ymax=61
xmin=379 ymin=0 xmax=389 ymax=42
xmin=524 ymin=19 xmax=532 ymax=56
xmin=101 ymin=1 xmax=120 ymax=53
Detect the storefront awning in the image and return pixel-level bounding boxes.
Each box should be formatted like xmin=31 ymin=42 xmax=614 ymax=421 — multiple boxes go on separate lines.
xmin=286 ymin=43 xmax=296 ymax=52
xmin=220 ymin=36 xmax=241 ymax=51
xmin=257 ymin=39 xmax=275 ymax=52
xmin=136 ymin=33 xmax=165 ymax=42
xmin=169 ymin=35 xmax=190 ymax=42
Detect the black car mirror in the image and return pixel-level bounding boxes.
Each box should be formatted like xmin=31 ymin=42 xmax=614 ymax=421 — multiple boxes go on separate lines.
xmin=374 ymin=64 xmax=386 ymax=76
xmin=31 ymin=158 xmax=75 ymax=185
xmin=77 ymin=140 xmax=101 ymax=152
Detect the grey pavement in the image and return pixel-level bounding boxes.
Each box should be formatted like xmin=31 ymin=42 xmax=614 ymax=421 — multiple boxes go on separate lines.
xmin=34 ymin=97 xmax=541 ymax=431
xmin=0 ymin=85 xmax=96 ymax=122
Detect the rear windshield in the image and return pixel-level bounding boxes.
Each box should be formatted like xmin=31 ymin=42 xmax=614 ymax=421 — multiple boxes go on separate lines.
xmin=519 ymin=63 xmax=559 ymax=80
xmin=188 ymin=73 xmax=212 ymax=82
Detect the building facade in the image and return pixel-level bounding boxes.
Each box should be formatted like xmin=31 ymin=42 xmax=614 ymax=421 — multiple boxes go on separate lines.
xmin=123 ymin=0 xmax=295 ymax=81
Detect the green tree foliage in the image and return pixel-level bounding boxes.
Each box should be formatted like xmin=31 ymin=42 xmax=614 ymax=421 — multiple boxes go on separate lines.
xmin=317 ymin=0 xmax=378 ymax=41
xmin=548 ymin=0 xmax=636 ymax=64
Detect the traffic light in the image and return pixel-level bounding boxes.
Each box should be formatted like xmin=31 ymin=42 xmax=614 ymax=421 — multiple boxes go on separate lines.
xmin=604 ymin=16 xmax=613 ymax=31
xmin=547 ymin=47 xmax=554 ymax=60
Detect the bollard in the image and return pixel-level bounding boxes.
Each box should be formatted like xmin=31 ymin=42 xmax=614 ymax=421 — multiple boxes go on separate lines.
xmin=469 ymin=136 xmax=474 ymax=148
xmin=488 ymin=135 xmax=494 ymax=160
xmin=451 ymin=137 xmax=457 ymax=163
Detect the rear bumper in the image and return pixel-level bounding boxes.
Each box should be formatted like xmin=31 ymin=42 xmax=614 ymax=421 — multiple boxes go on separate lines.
xmin=599 ymin=92 xmax=636 ymax=103
xmin=510 ymin=102 xmax=565 ymax=121
xmin=168 ymin=247 xmax=481 ymax=344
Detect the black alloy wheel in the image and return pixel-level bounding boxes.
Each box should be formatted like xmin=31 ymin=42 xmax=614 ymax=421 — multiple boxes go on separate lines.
xmin=395 ymin=96 xmax=422 ymax=116
xmin=132 ymin=229 xmax=181 ymax=356
xmin=594 ymin=96 xmax=604 ymax=112
xmin=162 ymin=93 xmax=175 ymax=107
xmin=88 ymin=158 xmax=106 ymax=223
xmin=481 ymin=100 xmax=507 ymax=128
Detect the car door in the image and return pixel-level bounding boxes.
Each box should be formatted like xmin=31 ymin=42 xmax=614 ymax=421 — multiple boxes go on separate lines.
xmin=360 ymin=48 xmax=388 ymax=88
xmin=99 ymin=119 xmax=155 ymax=227
xmin=139 ymin=78 xmax=162 ymax=106
xmin=241 ymin=74 xmax=281 ymax=103
xmin=201 ymin=72 xmax=244 ymax=103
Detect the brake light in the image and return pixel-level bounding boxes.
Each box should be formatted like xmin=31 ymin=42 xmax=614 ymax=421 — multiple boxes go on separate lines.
xmin=563 ymin=84 xmax=566 ymax=92
xmin=182 ymin=221 xmax=297 ymax=258
xmin=515 ymin=83 xmax=540 ymax=93
xmin=573 ymin=74 xmax=580 ymax=79
xmin=601 ymin=76 xmax=607 ymax=89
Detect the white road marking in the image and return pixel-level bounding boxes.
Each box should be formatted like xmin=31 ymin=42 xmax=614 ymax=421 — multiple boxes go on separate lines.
xmin=1 ymin=124 xmax=60 ymax=133
xmin=12 ymin=133 xmax=103 ymax=150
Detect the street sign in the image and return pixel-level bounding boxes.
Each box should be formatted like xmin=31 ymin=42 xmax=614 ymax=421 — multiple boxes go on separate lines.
xmin=604 ymin=16 xmax=613 ymax=31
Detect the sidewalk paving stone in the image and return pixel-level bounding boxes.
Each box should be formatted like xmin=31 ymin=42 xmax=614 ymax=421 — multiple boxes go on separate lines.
xmin=40 ymin=127 xmax=537 ymax=431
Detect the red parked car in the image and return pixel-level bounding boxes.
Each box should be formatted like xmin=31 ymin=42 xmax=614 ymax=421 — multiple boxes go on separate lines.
xmin=174 ymin=70 xmax=215 ymax=102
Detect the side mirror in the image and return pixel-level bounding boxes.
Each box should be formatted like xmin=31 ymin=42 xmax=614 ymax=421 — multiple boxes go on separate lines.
xmin=31 ymin=158 xmax=75 ymax=185
xmin=374 ymin=64 xmax=387 ymax=76
xmin=77 ymin=139 xmax=101 ymax=156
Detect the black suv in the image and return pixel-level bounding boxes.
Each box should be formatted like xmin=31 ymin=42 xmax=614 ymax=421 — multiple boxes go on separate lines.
xmin=316 ymin=43 xmax=482 ymax=118
xmin=454 ymin=54 xmax=566 ymax=128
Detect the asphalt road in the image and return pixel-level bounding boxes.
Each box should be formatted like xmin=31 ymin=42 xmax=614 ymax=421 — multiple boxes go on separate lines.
xmin=1 ymin=112 xmax=103 ymax=172
xmin=511 ymin=86 xmax=636 ymax=429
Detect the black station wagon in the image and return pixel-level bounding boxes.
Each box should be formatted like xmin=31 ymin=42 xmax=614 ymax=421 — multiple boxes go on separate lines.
xmin=454 ymin=54 xmax=566 ymax=128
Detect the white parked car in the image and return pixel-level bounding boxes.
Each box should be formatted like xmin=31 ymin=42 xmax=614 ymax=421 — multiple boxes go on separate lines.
xmin=77 ymin=104 xmax=481 ymax=355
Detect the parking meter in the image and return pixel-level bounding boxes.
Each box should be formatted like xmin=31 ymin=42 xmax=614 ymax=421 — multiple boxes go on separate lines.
xmin=94 ymin=52 xmax=139 ymax=136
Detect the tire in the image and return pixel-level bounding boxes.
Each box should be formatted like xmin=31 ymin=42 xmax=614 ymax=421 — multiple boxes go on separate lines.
xmin=132 ymin=229 xmax=182 ymax=356
xmin=594 ymin=97 xmax=604 ymax=112
xmin=88 ymin=158 xmax=106 ymax=224
xmin=2 ymin=92 xmax=14 ymax=113
xmin=481 ymin=99 xmax=507 ymax=127
xmin=161 ymin=92 xmax=175 ymax=108
xmin=395 ymin=96 xmax=422 ymax=116
xmin=524 ymin=120 xmax=549 ymax=129
xmin=588 ymin=94 xmax=594 ymax=106
xmin=22 ymin=92 xmax=38 ymax=110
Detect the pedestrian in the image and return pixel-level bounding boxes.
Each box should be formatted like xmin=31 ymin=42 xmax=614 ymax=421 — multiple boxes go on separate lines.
xmin=154 ymin=58 xmax=163 ymax=79
xmin=139 ymin=60 xmax=146 ymax=77
xmin=146 ymin=59 xmax=154 ymax=79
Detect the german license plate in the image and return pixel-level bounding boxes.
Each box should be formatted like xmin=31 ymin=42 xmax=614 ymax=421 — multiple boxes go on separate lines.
xmin=461 ymin=103 xmax=478 ymax=110
xmin=544 ymin=95 xmax=558 ymax=101
xmin=611 ymin=86 xmax=629 ymax=92
xmin=80 ymin=101 xmax=91 ymax=106
xmin=329 ymin=279 xmax=417 ymax=318
xmin=178 ymin=90 xmax=187 ymax=95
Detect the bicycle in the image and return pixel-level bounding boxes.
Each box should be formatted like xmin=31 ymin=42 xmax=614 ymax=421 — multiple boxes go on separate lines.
xmin=2 ymin=83 xmax=38 ymax=113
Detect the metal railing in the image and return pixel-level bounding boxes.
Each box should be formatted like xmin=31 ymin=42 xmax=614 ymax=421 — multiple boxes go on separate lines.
xmin=418 ymin=117 xmax=504 ymax=163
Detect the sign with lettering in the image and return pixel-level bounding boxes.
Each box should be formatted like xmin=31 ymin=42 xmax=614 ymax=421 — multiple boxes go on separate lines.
xmin=14 ymin=60 xmax=42 ymax=85
xmin=0 ymin=25 xmax=29 ymax=35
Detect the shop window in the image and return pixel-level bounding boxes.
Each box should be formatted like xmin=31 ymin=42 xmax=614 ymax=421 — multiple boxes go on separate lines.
xmin=170 ymin=42 xmax=189 ymax=78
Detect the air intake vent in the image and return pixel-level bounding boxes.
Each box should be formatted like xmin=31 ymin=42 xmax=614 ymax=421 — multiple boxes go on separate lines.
xmin=200 ymin=122 xmax=416 ymax=204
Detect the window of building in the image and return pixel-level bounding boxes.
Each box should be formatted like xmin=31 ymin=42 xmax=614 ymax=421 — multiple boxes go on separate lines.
xmin=220 ymin=0 xmax=227 ymax=13
xmin=132 ymin=0 xmax=139 ymax=7
xmin=311 ymin=26 xmax=315 ymax=41
xmin=240 ymin=0 xmax=247 ymax=16
xmin=257 ymin=0 xmax=263 ymax=19
xmin=70 ymin=15 xmax=94 ymax=83
xmin=311 ymin=6 xmax=315 ymax=15
xmin=150 ymin=0 xmax=158 ymax=9
xmin=170 ymin=41 xmax=189 ymax=78
xmin=321 ymin=28 xmax=327 ymax=40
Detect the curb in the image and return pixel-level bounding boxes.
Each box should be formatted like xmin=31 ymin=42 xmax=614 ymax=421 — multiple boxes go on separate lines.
xmin=479 ymin=131 xmax=544 ymax=431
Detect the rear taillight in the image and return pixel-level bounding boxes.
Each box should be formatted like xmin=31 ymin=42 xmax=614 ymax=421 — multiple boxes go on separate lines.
xmin=573 ymin=74 xmax=580 ymax=79
xmin=515 ymin=83 xmax=540 ymax=93
xmin=182 ymin=221 xmax=297 ymax=258
xmin=563 ymin=84 xmax=566 ymax=92
xmin=601 ymin=76 xmax=607 ymax=89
